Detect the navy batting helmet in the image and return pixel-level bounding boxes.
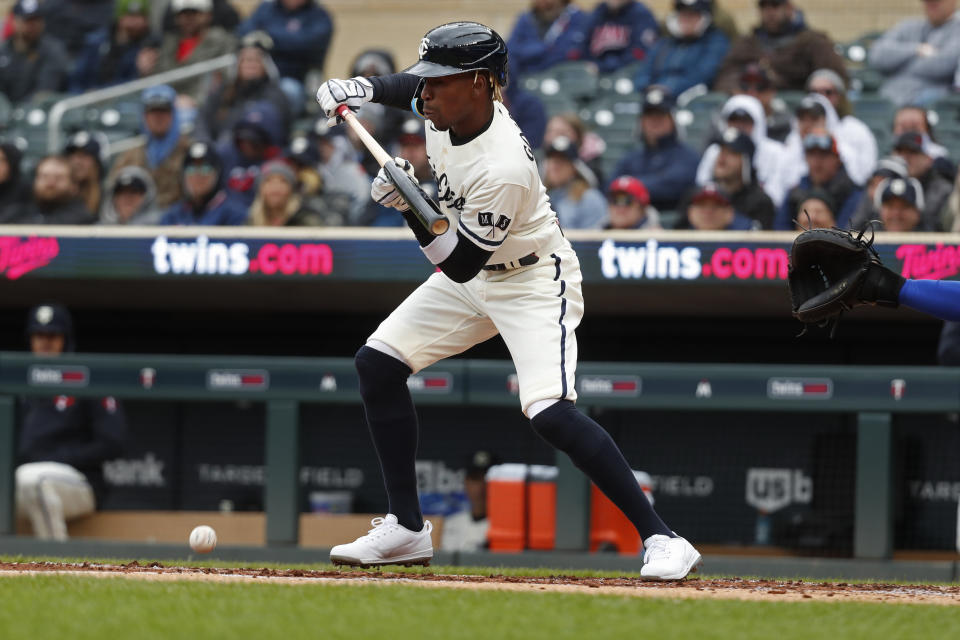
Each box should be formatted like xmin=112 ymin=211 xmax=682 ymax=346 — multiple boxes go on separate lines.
xmin=403 ymin=22 xmax=509 ymax=88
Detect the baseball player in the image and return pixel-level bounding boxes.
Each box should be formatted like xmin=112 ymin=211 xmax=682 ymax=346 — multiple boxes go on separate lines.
xmin=317 ymin=22 xmax=701 ymax=579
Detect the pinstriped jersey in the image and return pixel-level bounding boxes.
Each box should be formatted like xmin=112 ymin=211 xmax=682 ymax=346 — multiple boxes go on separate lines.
xmin=424 ymin=102 xmax=560 ymax=263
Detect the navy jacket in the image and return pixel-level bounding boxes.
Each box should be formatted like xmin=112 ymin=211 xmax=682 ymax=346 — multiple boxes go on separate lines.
xmin=236 ymin=0 xmax=334 ymax=82
xmin=504 ymin=82 xmax=547 ymax=150
xmin=582 ymin=0 xmax=659 ymax=74
xmin=160 ymin=191 xmax=248 ymax=225
xmin=776 ymin=168 xmax=863 ymax=230
xmin=608 ymin=131 xmax=700 ymax=211
xmin=18 ymin=394 xmax=126 ymax=503
xmin=635 ymin=26 xmax=730 ymax=96
xmin=507 ymin=5 xmax=591 ymax=77
xmin=69 ymin=25 xmax=147 ymax=93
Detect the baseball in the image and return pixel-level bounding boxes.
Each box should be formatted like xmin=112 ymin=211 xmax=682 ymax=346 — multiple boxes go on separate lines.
xmin=189 ymin=525 xmax=217 ymax=554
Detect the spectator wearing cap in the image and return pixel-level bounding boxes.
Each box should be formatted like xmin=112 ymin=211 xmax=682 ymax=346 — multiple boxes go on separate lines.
xmin=160 ymin=142 xmax=247 ymax=225
xmin=633 ymin=0 xmax=729 ymax=97
xmin=807 ymin=69 xmax=877 ymax=181
xmin=714 ymin=0 xmax=847 ymax=93
xmin=783 ymin=94 xmax=870 ymax=187
xmin=196 ymin=31 xmax=291 ymax=145
xmin=216 ymin=100 xmax=285 ymax=206
xmin=16 ymin=303 xmax=126 ymax=541
xmin=580 ymin=0 xmax=658 ymax=74
xmin=108 ymin=85 xmax=193 ymax=208
xmin=876 ymin=177 xmax=926 ymax=232
xmin=41 ymin=0 xmax=114 ymax=57
xmin=849 ymin=155 xmax=910 ymax=231
xmin=734 ymin=63 xmax=791 ymax=142
xmin=709 ymin=127 xmax=775 ymax=229
xmin=891 ymin=131 xmax=953 ymax=231
xmin=683 ymin=183 xmax=754 ymax=230
xmin=0 ymin=0 xmax=69 ymax=104
xmin=248 ymin=159 xmax=331 ymax=226
xmin=609 ymin=86 xmax=699 ymax=212
xmin=794 ymin=187 xmax=837 ymax=229
xmin=506 ymin=0 xmax=591 ymax=78
xmin=99 ymin=166 xmax=161 ymax=225
xmin=284 ymin=133 xmax=353 ymax=224
xmin=776 ymin=129 xmax=863 ymax=230
xmin=68 ymin=0 xmax=154 ymax=93
xmin=157 ymin=0 xmax=239 ymax=34
xmin=308 ymin=119 xmax=370 ymax=225
xmin=0 ymin=141 xmax=28 ymax=220
xmin=696 ymin=93 xmax=791 ymax=207
xmin=869 ymin=0 xmax=960 ymax=107
xmin=893 ymin=105 xmax=952 ymax=167
xmin=604 ymin=175 xmax=660 ymax=229
xmin=347 ymin=49 xmax=406 ymax=151
xmin=544 ymin=136 xmax=607 ymax=229
xmin=63 ymin=132 xmax=106 ymax=217
xmin=236 ymin=0 xmax=332 ymax=96
xmin=542 ymin=113 xmax=606 ymax=187
xmin=440 ymin=450 xmax=500 ymax=552
xmin=147 ymin=0 xmax=236 ymax=101
xmin=1 ymin=155 xmax=94 ymax=224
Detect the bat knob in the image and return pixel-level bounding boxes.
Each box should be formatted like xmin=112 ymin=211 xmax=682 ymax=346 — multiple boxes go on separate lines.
xmin=431 ymin=218 xmax=450 ymax=235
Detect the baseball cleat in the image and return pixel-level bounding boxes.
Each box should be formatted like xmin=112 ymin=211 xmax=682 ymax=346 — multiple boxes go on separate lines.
xmin=640 ymin=534 xmax=702 ymax=580
xmin=330 ymin=514 xmax=433 ymax=568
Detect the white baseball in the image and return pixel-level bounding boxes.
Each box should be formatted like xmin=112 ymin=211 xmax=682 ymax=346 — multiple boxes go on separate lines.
xmin=189 ymin=525 xmax=217 ymax=554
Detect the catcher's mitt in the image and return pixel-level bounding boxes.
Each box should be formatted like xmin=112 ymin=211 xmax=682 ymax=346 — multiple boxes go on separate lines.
xmin=788 ymin=225 xmax=905 ymax=334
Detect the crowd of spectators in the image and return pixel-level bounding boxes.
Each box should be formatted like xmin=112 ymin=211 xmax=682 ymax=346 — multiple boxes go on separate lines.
xmin=0 ymin=0 xmax=959 ymax=233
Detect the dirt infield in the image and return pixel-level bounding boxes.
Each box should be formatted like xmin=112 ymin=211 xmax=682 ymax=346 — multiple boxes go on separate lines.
xmin=1 ymin=561 xmax=959 ymax=605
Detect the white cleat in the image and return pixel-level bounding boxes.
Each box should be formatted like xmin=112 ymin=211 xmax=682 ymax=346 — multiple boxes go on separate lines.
xmin=640 ymin=534 xmax=702 ymax=580
xmin=330 ymin=514 xmax=434 ymax=568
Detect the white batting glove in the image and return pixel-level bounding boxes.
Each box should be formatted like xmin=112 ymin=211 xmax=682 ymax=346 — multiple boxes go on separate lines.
xmin=371 ymin=157 xmax=416 ymax=211
xmin=316 ymin=76 xmax=374 ymax=126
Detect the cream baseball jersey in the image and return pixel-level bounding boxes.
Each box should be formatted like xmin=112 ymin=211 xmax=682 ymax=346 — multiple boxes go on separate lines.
xmin=424 ymin=102 xmax=561 ymax=264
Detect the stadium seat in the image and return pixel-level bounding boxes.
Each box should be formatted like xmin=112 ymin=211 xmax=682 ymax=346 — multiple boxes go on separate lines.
xmin=675 ymin=91 xmax=725 ymax=153
xmin=848 ymin=67 xmax=884 ymax=95
xmin=596 ymin=61 xmax=645 ymax=97
xmin=521 ymin=60 xmax=599 ymax=112
xmin=852 ymin=95 xmax=895 ymax=125
xmin=778 ymin=90 xmax=807 ymax=113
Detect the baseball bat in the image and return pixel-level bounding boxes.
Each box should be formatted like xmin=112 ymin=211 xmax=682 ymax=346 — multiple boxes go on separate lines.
xmin=336 ymin=105 xmax=450 ymax=236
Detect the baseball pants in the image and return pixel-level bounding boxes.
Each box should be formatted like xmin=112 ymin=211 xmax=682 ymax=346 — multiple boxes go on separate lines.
xmin=16 ymin=462 xmax=96 ymax=541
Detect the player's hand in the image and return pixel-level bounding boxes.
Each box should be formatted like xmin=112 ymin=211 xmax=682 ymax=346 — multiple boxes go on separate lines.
xmin=371 ymin=157 xmax=416 ymax=212
xmin=316 ymin=77 xmax=374 ymax=126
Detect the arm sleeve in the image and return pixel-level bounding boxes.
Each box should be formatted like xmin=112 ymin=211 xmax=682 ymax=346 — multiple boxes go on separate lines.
xmin=266 ymin=8 xmax=333 ymax=57
xmin=868 ymin=22 xmax=920 ymax=72
xmin=369 ymin=73 xmax=422 ymax=112
xmin=400 ymin=210 xmax=493 ymax=283
xmin=900 ymin=279 xmax=960 ymax=321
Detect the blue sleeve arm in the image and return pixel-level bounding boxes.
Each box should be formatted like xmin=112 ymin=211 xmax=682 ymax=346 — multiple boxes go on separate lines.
xmin=269 ymin=8 xmax=332 ymax=56
xmin=899 ymin=279 xmax=960 ymax=321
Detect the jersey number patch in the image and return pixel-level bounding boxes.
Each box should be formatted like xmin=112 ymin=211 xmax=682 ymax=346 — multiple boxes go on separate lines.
xmin=478 ymin=212 xmax=511 ymax=230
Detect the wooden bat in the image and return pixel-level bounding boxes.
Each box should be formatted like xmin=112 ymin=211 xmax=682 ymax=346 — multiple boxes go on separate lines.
xmin=336 ymin=104 xmax=450 ymax=236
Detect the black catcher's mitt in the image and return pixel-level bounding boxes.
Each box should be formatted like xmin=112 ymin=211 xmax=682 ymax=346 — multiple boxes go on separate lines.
xmin=788 ymin=226 xmax=905 ymax=334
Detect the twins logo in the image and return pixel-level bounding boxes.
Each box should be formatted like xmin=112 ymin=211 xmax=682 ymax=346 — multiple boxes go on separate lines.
xmin=419 ymin=37 xmax=430 ymax=59
xmin=478 ymin=212 xmax=511 ymax=231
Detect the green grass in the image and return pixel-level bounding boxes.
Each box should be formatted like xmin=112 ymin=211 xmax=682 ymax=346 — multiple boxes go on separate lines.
xmin=0 ymin=574 xmax=956 ymax=640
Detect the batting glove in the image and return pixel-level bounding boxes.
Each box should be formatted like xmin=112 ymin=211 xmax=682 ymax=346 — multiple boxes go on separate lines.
xmin=316 ymin=76 xmax=374 ymax=126
xmin=371 ymin=157 xmax=416 ymax=212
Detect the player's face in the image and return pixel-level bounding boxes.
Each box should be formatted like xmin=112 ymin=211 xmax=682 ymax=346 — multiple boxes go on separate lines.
xmin=420 ymin=73 xmax=481 ymax=133
xmin=30 ymin=332 xmax=65 ymax=356
xmin=881 ymin=198 xmax=920 ymax=232
xmin=796 ymin=198 xmax=835 ymax=230
xmin=688 ymin=199 xmax=734 ymax=230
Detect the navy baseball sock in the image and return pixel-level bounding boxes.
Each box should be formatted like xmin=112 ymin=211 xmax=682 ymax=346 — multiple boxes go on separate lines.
xmin=530 ymin=400 xmax=673 ymax=541
xmin=355 ymin=345 xmax=424 ymax=532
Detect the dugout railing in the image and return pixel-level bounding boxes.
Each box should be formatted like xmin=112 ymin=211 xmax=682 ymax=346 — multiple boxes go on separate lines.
xmin=2 ymin=352 xmax=957 ymax=560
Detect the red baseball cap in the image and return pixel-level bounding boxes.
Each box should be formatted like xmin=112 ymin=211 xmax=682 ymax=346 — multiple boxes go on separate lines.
xmin=608 ymin=176 xmax=650 ymax=206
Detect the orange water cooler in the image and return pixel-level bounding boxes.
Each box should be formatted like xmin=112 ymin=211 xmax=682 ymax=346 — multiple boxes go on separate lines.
xmin=588 ymin=470 xmax=654 ymax=555
xmin=485 ymin=463 xmax=528 ymax=551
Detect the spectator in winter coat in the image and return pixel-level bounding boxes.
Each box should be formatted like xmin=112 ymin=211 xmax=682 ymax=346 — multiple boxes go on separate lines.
xmin=247 ymin=159 xmax=326 ymax=226
xmin=217 ymin=101 xmax=285 ymax=206
xmin=869 ymin=0 xmax=960 ymax=107
xmin=793 ymin=187 xmax=837 ymax=229
xmin=236 ymin=0 xmax=333 ymax=87
xmin=708 ymin=127 xmax=775 ymax=229
xmin=144 ymin=0 xmax=236 ymax=102
xmin=891 ymin=131 xmax=953 ymax=231
xmin=63 ymin=132 xmax=107 ymax=218
xmin=99 ymin=167 xmax=162 ymax=225
xmin=776 ymin=130 xmax=863 ymax=230
xmin=696 ymin=94 xmax=792 ymax=207
xmin=634 ymin=0 xmax=729 ymax=97
xmin=848 ymin=155 xmax=910 ymax=232
xmin=894 ymin=105 xmax=951 ymax=161
xmin=682 ymin=182 xmax=755 ymax=230
xmin=160 ymin=142 xmax=247 ymax=225
xmin=196 ymin=31 xmax=290 ymax=145
xmin=109 ymin=85 xmax=193 ymax=209
xmin=805 ymin=69 xmax=877 ymax=182
xmin=542 ymin=113 xmax=606 ymax=187
xmin=543 ymin=136 xmax=607 ymax=229
xmin=714 ymin=0 xmax=846 ymax=93
xmin=308 ymin=119 xmax=369 ymax=225
xmin=156 ymin=0 xmax=238 ymax=34
xmin=734 ymin=63 xmax=791 ymax=142
xmin=16 ymin=304 xmax=126 ymax=540
xmin=604 ymin=175 xmax=661 ymax=229
xmin=609 ymin=86 xmax=699 ymax=212
xmin=876 ymin=177 xmax=925 ymax=233
xmin=782 ymin=94 xmax=871 ymax=187
xmin=69 ymin=0 xmax=153 ymax=93
xmin=284 ymin=133 xmax=351 ymax=226
xmin=0 ymin=0 xmax=69 ymax=103
xmin=503 ymin=78 xmax=547 ymax=151
xmin=0 ymin=142 xmax=28 ymax=220
xmin=41 ymin=0 xmax=114 ymax=56
xmin=581 ymin=0 xmax=658 ymax=74
xmin=0 ymin=155 xmax=95 ymax=224
xmin=506 ymin=0 xmax=590 ymax=78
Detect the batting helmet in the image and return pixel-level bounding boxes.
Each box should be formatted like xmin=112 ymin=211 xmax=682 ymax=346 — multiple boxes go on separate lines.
xmin=403 ymin=22 xmax=509 ymax=88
